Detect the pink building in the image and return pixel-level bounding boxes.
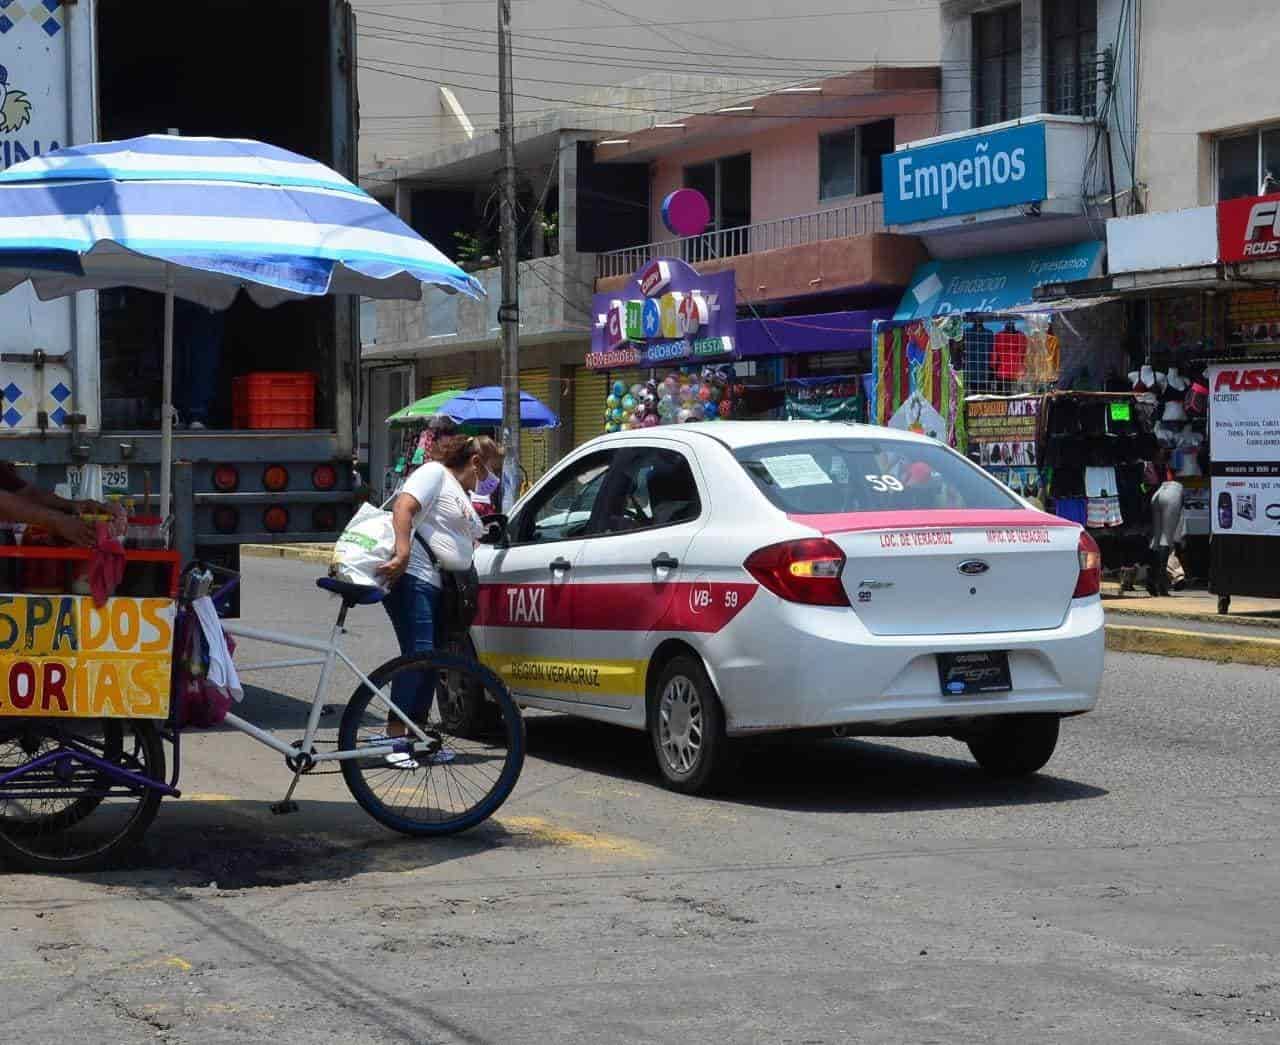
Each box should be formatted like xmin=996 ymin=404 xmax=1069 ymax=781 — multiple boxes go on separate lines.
xmin=595 ymin=68 xmax=939 ymax=312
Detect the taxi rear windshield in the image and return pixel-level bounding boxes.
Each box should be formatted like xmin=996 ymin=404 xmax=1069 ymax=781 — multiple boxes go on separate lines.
xmin=733 ymin=439 xmax=1021 ymax=515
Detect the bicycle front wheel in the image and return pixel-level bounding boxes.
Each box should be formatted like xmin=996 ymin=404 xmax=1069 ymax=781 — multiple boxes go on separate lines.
xmin=338 ymin=652 xmax=524 ymax=836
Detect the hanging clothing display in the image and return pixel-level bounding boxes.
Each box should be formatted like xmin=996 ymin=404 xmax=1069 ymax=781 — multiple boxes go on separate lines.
xmin=871 ymin=318 xmax=967 ymax=453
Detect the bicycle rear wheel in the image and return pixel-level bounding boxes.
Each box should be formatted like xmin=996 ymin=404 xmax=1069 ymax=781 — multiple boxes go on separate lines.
xmin=338 ymin=652 xmax=524 ymax=836
xmin=0 ymin=719 xmax=165 ymax=873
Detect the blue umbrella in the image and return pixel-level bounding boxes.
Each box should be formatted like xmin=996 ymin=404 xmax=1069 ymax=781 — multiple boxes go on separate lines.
xmin=0 ymin=134 xmax=483 ymax=516
xmin=437 ymin=386 xmax=559 ymax=429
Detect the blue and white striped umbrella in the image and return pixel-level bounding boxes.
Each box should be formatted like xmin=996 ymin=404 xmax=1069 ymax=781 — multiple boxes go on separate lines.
xmin=0 ymin=134 xmax=483 ymax=308
xmin=0 ymin=134 xmax=483 ymax=519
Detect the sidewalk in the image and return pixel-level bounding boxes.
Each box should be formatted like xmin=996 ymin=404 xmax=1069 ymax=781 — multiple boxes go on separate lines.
xmin=239 ymin=545 xmax=1280 ymax=667
xmin=1102 ymin=583 xmax=1280 ymax=666
xmin=241 ymin=542 xmax=333 ymax=565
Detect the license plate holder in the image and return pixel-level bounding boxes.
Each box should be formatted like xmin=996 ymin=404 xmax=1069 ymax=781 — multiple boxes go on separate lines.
xmin=937 ymin=651 xmax=1011 ymax=696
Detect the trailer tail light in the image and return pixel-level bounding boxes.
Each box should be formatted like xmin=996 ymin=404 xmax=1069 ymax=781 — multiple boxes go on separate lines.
xmin=262 ymin=465 xmax=290 ymax=492
xmin=312 ymin=506 xmax=338 ymax=532
xmin=213 ymin=465 xmax=239 ymax=492
xmin=744 ymin=538 xmax=850 ymax=607
xmin=263 ymin=507 xmax=290 ymax=533
xmin=213 ymin=507 xmax=240 ymax=535
xmin=1073 ymin=530 xmax=1102 ymax=598
xmin=311 ymin=464 xmax=337 ymax=491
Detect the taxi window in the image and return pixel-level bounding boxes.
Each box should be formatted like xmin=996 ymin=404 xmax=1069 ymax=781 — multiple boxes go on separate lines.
xmin=516 ymin=452 xmax=612 ymax=543
xmin=591 ymin=448 xmax=701 ymax=536
xmin=734 ymin=439 xmax=1019 ymax=514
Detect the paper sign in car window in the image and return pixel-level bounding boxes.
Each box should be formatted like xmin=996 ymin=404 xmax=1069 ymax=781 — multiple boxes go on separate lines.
xmin=760 ymin=454 xmax=833 ymax=489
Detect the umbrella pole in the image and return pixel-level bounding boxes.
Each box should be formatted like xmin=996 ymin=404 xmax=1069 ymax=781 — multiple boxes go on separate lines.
xmin=160 ymin=265 xmax=174 ymax=526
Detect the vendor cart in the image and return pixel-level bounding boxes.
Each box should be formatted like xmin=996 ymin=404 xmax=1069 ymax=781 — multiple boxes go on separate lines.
xmin=0 ymin=549 xmax=526 ymax=873
xmin=0 ymin=545 xmax=182 ymax=871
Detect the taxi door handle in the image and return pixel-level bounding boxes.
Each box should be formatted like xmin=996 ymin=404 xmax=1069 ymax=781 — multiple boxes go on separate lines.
xmin=651 ymin=553 xmax=679 ymax=570
xmin=549 ymin=557 xmax=573 ymax=574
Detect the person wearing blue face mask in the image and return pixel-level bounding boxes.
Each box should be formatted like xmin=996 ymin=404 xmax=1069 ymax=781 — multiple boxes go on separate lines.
xmin=376 ymin=434 xmax=503 ymax=755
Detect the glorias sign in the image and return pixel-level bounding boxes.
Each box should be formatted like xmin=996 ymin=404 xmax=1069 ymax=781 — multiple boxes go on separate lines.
xmin=882 ymin=122 xmax=1047 ymax=225
xmin=588 ymin=257 xmax=736 ymax=370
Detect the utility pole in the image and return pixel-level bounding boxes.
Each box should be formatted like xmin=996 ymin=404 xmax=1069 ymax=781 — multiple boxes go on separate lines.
xmin=496 ymin=0 xmax=521 ymax=506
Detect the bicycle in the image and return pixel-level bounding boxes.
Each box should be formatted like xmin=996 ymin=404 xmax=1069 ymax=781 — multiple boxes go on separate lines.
xmin=0 ymin=562 xmax=525 ymax=873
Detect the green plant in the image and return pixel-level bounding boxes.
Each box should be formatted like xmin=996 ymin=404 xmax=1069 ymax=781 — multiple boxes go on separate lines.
xmin=537 ymin=210 xmax=559 ymax=253
xmin=453 ymin=228 xmax=498 ymax=269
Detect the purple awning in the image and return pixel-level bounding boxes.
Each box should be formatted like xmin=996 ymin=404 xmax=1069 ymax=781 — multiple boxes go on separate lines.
xmin=735 ymin=308 xmax=895 ymax=357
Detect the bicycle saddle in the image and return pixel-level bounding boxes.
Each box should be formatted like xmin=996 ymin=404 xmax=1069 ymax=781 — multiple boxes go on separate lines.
xmin=316 ymin=577 xmax=386 ymax=605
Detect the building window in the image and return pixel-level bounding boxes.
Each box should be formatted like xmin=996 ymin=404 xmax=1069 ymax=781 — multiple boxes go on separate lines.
xmin=1217 ymin=126 xmax=1280 ymax=202
xmin=359 ymin=299 xmax=377 ymax=346
xmin=683 ymin=154 xmax=751 ymax=258
xmin=684 ymin=154 xmax=751 ymax=231
xmin=819 ymin=119 xmax=895 ymax=201
xmin=973 ymin=5 xmax=1021 ymax=127
xmin=1045 ymin=0 xmax=1097 ymax=117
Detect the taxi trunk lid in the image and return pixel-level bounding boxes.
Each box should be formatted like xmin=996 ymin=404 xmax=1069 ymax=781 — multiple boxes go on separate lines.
xmin=798 ymin=510 xmax=1083 ymax=637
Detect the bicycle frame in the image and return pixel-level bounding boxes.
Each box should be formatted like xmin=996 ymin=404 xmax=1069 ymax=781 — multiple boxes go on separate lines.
xmin=221 ymin=617 xmax=436 ymax=763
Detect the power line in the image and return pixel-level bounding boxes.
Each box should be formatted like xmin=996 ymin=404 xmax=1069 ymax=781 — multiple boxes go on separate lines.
xmin=357 ymin=59 xmax=1092 ymax=125
xmin=356 ymin=11 xmax=984 ymax=68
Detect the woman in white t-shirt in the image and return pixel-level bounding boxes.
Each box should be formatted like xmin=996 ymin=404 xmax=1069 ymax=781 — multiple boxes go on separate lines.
xmin=376 ymin=435 xmax=503 ymax=739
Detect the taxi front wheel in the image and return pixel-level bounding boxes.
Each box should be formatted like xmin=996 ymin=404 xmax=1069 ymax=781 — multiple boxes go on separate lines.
xmin=649 ymin=655 xmax=733 ymax=794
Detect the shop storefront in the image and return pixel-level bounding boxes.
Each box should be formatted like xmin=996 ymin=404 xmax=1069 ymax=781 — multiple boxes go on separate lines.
xmin=1028 ymin=195 xmax=1280 ymax=598
xmin=882 ymin=240 xmax=1181 ymax=572
xmin=585 ymin=257 xmax=741 ymax=433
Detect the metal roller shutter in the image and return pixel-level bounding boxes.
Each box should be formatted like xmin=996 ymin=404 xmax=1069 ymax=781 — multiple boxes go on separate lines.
xmin=573 ymin=366 xmax=607 ymax=450
xmin=518 ymin=368 xmax=552 ymax=492
xmin=430 ymin=373 xmax=471 ymax=395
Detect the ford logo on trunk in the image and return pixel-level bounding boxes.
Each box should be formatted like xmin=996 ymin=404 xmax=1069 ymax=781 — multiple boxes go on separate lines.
xmin=957 ymin=560 xmax=990 ymax=576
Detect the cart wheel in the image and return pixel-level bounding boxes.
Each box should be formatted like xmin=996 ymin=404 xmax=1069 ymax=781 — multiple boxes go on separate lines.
xmin=0 ymin=720 xmax=165 ymax=874
xmin=1218 ymin=595 xmax=1231 ymax=615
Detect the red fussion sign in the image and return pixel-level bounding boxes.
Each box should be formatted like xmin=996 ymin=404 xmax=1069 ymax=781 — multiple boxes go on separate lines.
xmin=1219 ymin=192 xmax=1280 ymax=262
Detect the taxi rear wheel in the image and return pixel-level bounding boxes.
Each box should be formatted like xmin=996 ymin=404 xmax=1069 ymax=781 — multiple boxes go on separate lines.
xmin=966 ymin=716 xmax=1060 ymax=777
xmin=649 ymin=655 xmax=731 ymax=794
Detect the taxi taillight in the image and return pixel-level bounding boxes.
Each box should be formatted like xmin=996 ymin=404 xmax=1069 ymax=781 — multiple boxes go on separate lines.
xmin=744 ymin=539 xmax=849 ymax=607
xmin=1073 ymin=530 xmax=1102 ymax=598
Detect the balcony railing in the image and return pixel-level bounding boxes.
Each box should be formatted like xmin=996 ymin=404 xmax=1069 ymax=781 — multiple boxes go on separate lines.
xmin=595 ymin=196 xmax=884 ymax=279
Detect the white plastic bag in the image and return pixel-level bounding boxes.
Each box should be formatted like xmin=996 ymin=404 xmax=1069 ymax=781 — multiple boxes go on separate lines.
xmin=329 ymin=502 xmax=396 ymax=590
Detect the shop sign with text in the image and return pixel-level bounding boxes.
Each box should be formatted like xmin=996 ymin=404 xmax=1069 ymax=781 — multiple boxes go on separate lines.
xmin=0 ymin=596 xmax=175 ymax=719
xmin=1208 ymin=363 xmax=1280 ymax=537
xmin=882 ymin=122 xmax=1047 ymax=225
xmin=587 ymin=257 xmax=736 ymax=370
xmin=1219 ymin=192 xmax=1280 ymax=263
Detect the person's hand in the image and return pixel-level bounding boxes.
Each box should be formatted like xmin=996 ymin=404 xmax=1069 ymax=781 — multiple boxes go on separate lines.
xmin=48 ymin=511 xmax=96 ymax=548
xmin=79 ymin=499 xmax=127 ymax=535
xmin=376 ymin=552 xmax=409 ymax=585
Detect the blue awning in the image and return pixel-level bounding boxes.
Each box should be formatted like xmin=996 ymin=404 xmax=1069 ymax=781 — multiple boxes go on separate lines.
xmin=893 ymin=241 xmax=1105 ymax=321
xmin=736 ymin=308 xmax=894 ymax=356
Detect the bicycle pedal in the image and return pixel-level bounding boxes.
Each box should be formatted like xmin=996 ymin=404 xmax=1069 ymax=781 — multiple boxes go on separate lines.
xmin=269 ymin=800 xmax=300 ymax=816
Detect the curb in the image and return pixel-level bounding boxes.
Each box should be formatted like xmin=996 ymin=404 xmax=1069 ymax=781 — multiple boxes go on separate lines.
xmin=1106 ymin=605 xmax=1280 ymax=632
xmin=241 ymin=544 xmax=333 ymax=565
xmin=1105 ymin=623 xmax=1280 ymax=668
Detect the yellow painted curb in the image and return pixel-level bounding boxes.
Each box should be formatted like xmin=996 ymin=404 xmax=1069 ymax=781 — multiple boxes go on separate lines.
xmin=1105 ymin=623 xmax=1280 ymax=668
xmin=241 ymin=544 xmax=333 ymax=564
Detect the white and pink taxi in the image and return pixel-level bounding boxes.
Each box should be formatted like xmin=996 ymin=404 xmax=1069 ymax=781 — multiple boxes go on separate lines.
xmin=470 ymin=421 xmax=1104 ymax=793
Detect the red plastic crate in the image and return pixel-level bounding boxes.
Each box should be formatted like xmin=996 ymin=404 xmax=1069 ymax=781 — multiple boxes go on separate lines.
xmin=242 ymin=372 xmax=316 ymax=430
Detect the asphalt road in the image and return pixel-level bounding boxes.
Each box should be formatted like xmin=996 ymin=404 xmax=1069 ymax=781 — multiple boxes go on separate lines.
xmin=2 ymin=556 xmax=1278 ymax=1044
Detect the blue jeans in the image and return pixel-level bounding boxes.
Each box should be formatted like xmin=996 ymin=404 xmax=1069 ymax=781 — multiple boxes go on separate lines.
xmin=382 ymin=574 xmax=442 ymax=721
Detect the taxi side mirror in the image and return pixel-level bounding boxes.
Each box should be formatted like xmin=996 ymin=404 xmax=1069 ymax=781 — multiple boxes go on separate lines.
xmin=480 ymin=514 xmax=509 ymax=546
